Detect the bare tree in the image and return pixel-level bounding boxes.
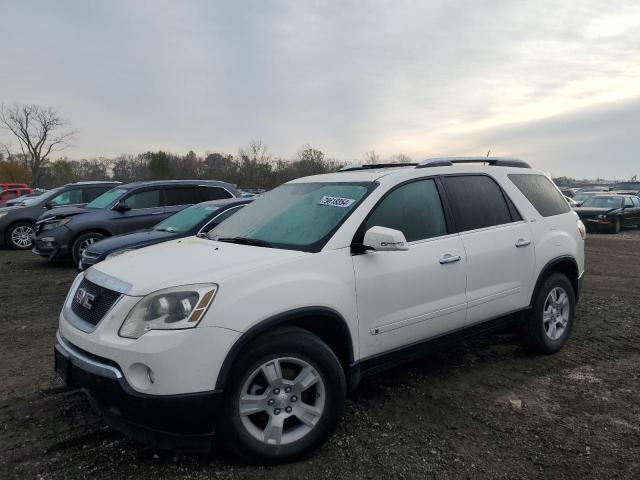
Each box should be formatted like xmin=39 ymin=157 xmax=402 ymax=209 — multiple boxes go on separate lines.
xmin=363 ymin=150 xmax=380 ymax=164
xmin=0 ymin=104 xmax=75 ymax=186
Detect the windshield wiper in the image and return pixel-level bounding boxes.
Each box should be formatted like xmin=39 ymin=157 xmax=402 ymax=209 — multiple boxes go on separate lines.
xmin=216 ymin=236 xmax=273 ymax=248
xmin=155 ymin=227 xmax=176 ymax=233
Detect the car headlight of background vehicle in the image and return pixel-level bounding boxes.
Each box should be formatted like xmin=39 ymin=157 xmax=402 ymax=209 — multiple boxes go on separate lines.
xmin=105 ymin=248 xmax=136 ymax=260
xmin=41 ymin=218 xmax=71 ymax=230
xmin=119 ymin=284 xmax=218 ymax=339
xmin=0 ymin=211 xmax=8 ymax=219
xmin=596 ymin=214 xmax=607 ymax=219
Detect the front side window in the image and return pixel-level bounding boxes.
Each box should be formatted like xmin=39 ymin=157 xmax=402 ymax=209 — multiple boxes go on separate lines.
xmin=632 ymin=197 xmax=640 ymax=207
xmin=509 ymin=174 xmax=571 ymax=217
xmin=86 ymin=188 xmax=129 ymax=209
xmin=123 ymin=189 xmax=162 ymax=209
xmin=165 ymin=187 xmax=200 ymax=206
xmin=49 ymin=189 xmax=83 ymax=206
xmin=84 ymin=186 xmax=111 ymax=202
xmin=209 ymin=182 xmax=374 ymax=252
xmin=443 ymin=175 xmax=516 ymax=232
xmin=624 ymin=197 xmax=633 ymax=207
xmin=154 ymin=204 xmax=221 ymax=233
xmin=364 ymin=179 xmax=447 ymax=242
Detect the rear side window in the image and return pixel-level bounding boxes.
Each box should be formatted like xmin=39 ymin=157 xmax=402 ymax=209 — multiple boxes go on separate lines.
xmin=200 ymin=186 xmax=233 ymax=200
xmin=124 ymin=189 xmax=162 ymax=209
xmin=632 ymin=197 xmax=640 ymax=207
xmin=365 ymin=179 xmax=447 ymax=242
xmin=165 ymin=187 xmax=200 ymax=206
xmin=84 ymin=186 xmax=111 ymax=202
xmin=509 ymin=174 xmax=570 ymax=217
xmin=442 ymin=175 xmax=516 ymax=232
xmin=49 ymin=189 xmax=83 ymax=206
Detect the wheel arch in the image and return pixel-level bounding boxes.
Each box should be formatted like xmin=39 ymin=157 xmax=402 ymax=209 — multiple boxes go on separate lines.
xmin=530 ymin=256 xmax=580 ymax=305
xmin=214 ymin=307 xmax=355 ymax=392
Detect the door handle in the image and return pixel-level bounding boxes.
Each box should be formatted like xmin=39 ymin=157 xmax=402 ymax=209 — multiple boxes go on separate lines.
xmin=515 ymin=238 xmax=531 ymax=247
xmin=439 ymin=254 xmax=461 ymax=264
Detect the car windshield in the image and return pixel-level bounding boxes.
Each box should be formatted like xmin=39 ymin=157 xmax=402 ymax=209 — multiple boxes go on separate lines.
xmin=582 ymin=196 xmax=623 ymax=209
xmin=154 ymin=204 xmax=221 ymax=233
xmin=573 ymin=192 xmax=598 ymax=202
xmin=208 ymin=182 xmax=375 ymax=252
xmin=86 ymin=188 xmax=129 ymax=208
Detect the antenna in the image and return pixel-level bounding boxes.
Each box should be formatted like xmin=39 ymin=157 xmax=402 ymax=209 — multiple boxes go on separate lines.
xmin=486 ymin=150 xmax=491 ymax=158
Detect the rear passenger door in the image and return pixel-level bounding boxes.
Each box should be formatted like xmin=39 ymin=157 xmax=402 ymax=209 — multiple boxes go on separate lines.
xmin=353 ymin=178 xmax=468 ymax=358
xmin=441 ymin=175 xmax=535 ymax=325
xmin=111 ymin=188 xmax=165 ymax=234
xmin=164 ymin=186 xmax=201 ymax=216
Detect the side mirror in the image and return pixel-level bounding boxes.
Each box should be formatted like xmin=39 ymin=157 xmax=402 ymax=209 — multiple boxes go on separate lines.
xmin=44 ymin=201 xmax=53 ymax=209
xmin=363 ymin=226 xmax=409 ymax=252
xmin=113 ymin=200 xmax=131 ymax=212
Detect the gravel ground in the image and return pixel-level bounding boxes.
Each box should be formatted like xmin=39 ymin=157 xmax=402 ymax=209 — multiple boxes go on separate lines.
xmin=1 ymin=228 xmax=639 ymax=479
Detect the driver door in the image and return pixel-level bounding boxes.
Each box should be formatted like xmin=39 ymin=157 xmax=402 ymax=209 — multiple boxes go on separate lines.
xmin=352 ymin=178 xmax=467 ymax=358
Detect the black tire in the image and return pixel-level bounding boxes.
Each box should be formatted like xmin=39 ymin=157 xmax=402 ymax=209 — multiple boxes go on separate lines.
xmin=218 ymin=327 xmax=347 ymax=464
xmin=611 ymin=217 xmax=621 ymax=234
xmin=522 ymin=273 xmax=575 ymax=354
xmin=5 ymin=221 xmax=35 ymax=250
xmin=71 ymin=232 xmax=105 ymax=265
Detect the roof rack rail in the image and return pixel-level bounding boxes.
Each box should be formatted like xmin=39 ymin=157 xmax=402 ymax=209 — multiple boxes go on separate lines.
xmin=416 ymin=156 xmax=531 ymax=169
xmin=339 ymin=162 xmax=417 ymax=172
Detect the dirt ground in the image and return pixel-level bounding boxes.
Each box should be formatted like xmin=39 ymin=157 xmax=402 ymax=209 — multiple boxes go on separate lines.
xmin=1 ymin=229 xmax=639 ymax=479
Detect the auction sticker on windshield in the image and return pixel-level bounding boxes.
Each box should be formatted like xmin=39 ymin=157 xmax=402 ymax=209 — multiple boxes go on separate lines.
xmin=318 ymin=196 xmax=355 ymax=208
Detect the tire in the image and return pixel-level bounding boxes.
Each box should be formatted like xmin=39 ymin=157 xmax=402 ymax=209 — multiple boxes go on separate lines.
xmin=218 ymin=327 xmax=347 ymax=464
xmin=611 ymin=217 xmax=621 ymax=234
xmin=71 ymin=232 xmax=105 ymax=265
xmin=522 ymin=273 xmax=575 ymax=354
xmin=5 ymin=221 xmax=35 ymax=250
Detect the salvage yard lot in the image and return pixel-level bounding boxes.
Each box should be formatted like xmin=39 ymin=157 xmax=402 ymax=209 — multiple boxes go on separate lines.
xmin=1 ymin=230 xmax=639 ymax=479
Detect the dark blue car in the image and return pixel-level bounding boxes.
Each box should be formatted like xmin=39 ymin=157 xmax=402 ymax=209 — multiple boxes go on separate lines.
xmin=78 ymin=198 xmax=252 ymax=270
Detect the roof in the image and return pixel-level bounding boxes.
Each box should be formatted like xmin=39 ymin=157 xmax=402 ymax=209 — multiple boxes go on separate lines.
xmin=63 ymin=181 xmax=121 ymax=187
xmin=119 ymin=179 xmax=234 ymax=188
xmin=197 ymin=198 xmax=254 ymax=208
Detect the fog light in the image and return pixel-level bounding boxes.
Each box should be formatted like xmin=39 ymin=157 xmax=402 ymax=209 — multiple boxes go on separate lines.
xmin=41 ymin=237 xmax=55 ymax=246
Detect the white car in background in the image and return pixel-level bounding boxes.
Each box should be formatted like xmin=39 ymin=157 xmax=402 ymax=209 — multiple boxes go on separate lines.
xmin=55 ymin=157 xmax=585 ymax=463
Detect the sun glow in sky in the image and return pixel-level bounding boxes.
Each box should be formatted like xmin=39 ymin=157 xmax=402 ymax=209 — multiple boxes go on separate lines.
xmin=1 ymin=0 xmax=639 ymax=177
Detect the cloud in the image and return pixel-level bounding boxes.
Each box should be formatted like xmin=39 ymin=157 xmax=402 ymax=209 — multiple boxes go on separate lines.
xmin=0 ymin=0 xmax=638 ymax=177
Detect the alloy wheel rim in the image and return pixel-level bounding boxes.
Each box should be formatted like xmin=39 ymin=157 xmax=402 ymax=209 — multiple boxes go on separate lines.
xmin=238 ymin=357 xmax=326 ymax=446
xmin=79 ymin=237 xmax=100 ymax=256
xmin=11 ymin=226 xmax=34 ymax=248
xmin=543 ymin=287 xmax=570 ymax=340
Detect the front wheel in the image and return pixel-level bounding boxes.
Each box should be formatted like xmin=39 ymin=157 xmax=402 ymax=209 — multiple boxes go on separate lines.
xmin=522 ymin=273 xmax=575 ymax=354
xmin=71 ymin=232 xmax=105 ymax=265
xmin=6 ymin=222 xmax=35 ymax=249
xmin=218 ymin=328 xmax=346 ymax=464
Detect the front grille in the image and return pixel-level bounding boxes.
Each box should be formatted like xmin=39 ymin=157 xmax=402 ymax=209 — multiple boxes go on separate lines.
xmin=71 ymin=278 xmax=121 ymax=326
xmin=81 ymin=250 xmax=100 ymax=266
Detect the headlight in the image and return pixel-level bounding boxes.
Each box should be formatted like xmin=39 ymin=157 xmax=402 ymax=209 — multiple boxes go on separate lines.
xmin=0 ymin=211 xmax=8 ymax=219
xmin=42 ymin=218 xmax=71 ymax=230
xmin=119 ymin=284 xmax=218 ymax=339
xmin=106 ymin=248 xmax=135 ymax=260
xmin=596 ymin=214 xmax=607 ymax=219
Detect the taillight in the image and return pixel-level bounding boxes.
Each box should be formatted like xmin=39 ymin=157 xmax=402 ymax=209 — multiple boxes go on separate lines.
xmin=577 ymin=220 xmax=586 ymax=240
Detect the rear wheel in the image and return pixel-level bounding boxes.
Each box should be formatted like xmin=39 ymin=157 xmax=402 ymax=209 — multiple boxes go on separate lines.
xmin=522 ymin=273 xmax=575 ymax=354
xmin=6 ymin=222 xmax=35 ymax=250
xmin=218 ymin=328 xmax=346 ymax=464
xmin=71 ymin=232 xmax=105 ymax=265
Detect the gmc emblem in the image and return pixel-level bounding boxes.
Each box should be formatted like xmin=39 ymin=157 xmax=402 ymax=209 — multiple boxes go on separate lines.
xmin=75 ymin=287 xmax=96 ymax=310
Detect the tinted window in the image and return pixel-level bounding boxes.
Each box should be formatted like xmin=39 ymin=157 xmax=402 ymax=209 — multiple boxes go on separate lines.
xmin=443 ymin=175 xmax=514 ymax=231
xmin=200 ymin=186 xmax=232 ymax=200
xmin=365 ymin=179 xmax=447 ymax=242
xmin=624 ymin=197 xmax=633 ymax=207
xmin=124 ymin=189 xmax=162 ymax=209
xmin=86 ymin=188 xmax=128 ymax=208
xmin=49 ymin=189 xmax=83 ymax=206
xmin=582 ymin=196 xmax=623 ymax=209
xmin=632 ymin=197 xmax=640 ymax=207
xmin=165 ymin=187 xmax=200 ymax=206
xmin=84 ymin=186 xmax=111 ymax=202
xmin=509 ymin=174 xmax=570 ymax=217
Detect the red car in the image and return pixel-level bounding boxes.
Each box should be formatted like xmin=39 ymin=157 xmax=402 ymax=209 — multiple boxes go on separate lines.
xmin=0 ymin=187 xmax=34 ymax=206
xmin=0 ymin=182 xmax=29 ymax=191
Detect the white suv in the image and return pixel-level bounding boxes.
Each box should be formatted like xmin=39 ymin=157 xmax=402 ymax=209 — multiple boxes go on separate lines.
xmin=55 ymin=158 xmax=585 ymax=463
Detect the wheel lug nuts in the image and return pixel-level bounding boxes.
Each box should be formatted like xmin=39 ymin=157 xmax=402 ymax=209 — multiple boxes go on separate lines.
xmin=291 ymin=396 xmax=297 ymax=402
xmin=267 ymin=399 xmax=275 ymax=406
xmin=285 ymin=386 xmax=292 ymax=393
xmin=285 ymin=406 xmax=292 ymax=413
xmin=273 ymin=388 xmax=280 ymax=394
xmin=274 ymin=408 xmax=281 ymax=415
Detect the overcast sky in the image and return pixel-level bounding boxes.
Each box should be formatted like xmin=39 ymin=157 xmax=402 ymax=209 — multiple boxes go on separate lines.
xmin=1 ymin=0 xmax=639 ymax=178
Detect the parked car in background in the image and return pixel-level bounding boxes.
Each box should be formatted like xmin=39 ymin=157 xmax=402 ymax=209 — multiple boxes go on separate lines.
xmin=54 ymin=158 xmax=585 ymax=463
xmin=0 ymin=182 xmax=119 ymax=250
xmin=79 ymin=198 xmax=252 ymax=270
xmin=564 ymin=196 xmax=579 ymax=208
xmin=574 ymin=194 xmax=640 ymax=233
xmin=5 ymin=191 xmax=45 ymax=207
xmin=0 ymin=182 xmax=28 ymax=192
xmin=0 ymin=187 xmax=34 ymax=206
xmin=572 ymin=191 xmax=602 ymax=206
xmin=575 ymin=186 xmax=610 ymax=193
xmin=33 ymin=180 xmax=240 ymax=263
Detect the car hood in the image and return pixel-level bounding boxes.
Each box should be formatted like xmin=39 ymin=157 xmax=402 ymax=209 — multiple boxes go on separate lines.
xmin=85 ymin=229 xmax=179 ymax=256
xmin=38 ymin=205 xmax=91 ymax=221
xmin=0 ymin=205 xmax=23 ymax=214
xmin=87 ymin=236 xmax=308 ymax=296
xmin=574 ymin=207 xmax=618 ymax=216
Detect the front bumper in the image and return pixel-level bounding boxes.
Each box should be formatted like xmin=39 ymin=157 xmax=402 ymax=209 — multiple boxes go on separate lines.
xmin=55 ymin=331 xmax=222 ymax=451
